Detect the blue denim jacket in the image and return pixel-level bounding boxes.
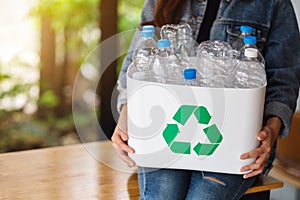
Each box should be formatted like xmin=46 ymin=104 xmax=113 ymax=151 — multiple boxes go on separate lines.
xmin=117 ymin=0 xmax=300 ymax=174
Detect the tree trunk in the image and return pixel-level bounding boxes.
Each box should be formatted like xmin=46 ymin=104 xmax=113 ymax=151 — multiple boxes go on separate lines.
xmin=55 ymin=27 xmax=78 ymax=117
xmin=38 ymin=17 xmax=56 ymax=118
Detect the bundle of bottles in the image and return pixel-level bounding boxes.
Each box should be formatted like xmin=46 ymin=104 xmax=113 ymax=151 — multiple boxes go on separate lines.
xmin=129 ymin=24 xmax=266 ymax=88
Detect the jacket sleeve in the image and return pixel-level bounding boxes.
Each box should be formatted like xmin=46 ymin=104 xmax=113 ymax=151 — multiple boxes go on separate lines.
xmin=117 ymin=0 xmax=156 ymax=112
xmin=263 ymin=0 xmax=300 ymax=137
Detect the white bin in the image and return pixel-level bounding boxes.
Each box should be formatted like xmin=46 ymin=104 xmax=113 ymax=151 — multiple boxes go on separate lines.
xmin=127 ymin=69 xmax=266 ymax=174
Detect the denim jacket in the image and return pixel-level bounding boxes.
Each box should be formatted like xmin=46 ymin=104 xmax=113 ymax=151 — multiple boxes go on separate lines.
xmin=117 ymin=0 xmax=300 ymax=174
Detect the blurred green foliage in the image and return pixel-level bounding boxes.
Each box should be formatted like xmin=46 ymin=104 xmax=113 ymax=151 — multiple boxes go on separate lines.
xmin=0 ymin=0 xmax=145 ymax=153
xmin=118 ymin=0 xmax=144 ymax=31
xmin=32 ymin=0 xmax=99 ymax=30
xmin=30 ymin=0 xmax=100 ymax=65
xmin=117 ymin=0 xmax=144 ymax=73
xmin=0 ymin=57 xmax=38 ymax=110
xmin=38 ymin=90 xmax=60 ymax=108
xmin=0 ymin=111 xmax=56 ymax=153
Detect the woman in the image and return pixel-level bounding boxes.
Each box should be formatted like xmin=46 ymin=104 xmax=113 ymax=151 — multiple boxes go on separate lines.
xmin=112 ymin=0 xmax=300 ymax=199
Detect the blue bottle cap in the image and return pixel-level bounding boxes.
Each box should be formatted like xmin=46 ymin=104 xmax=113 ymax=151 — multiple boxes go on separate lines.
xmin=141 ymin=30 xmax=153 ymax=38
xmin=240 ymin=25 xmax=253 ymax=34
xmin=184 ymin=68 xmax=196 ymax=80
xmin=157 ymin=39 xmax=171 ymax=48
xmin=142 ymin=25 xmax=155 ymax=33
xmin=243 ymin=36 xmax=256 ymax=45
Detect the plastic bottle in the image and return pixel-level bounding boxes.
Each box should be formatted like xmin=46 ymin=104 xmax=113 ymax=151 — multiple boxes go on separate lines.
xmin=160 ymin=24 xmax=177 ymax=50
xmin=176 ymin=24 xmax=195 ymax=57
xmin=142 ymin=25 xmax=158 ymax=41
xmin=130 ymin=30 xmax=157 ymax=80
xmin=240 ymin=25 xmax=253 ymax=37
xmin=149 ymin=39 xmax=182 ymax=84
xmin=239 ymin=36 xmax=265 ymax=66
xmin=232 ymin=25 xmax=253 ymax=50
xmin=230 ymin=48 xmax=266 ymax=88
xmin=196 ymin=40 xmax=234 ymax=87
xmin=183 ymin=68 xmax=198 ymax=86
xmin=142 ymin=25 xmax=155 ymax=32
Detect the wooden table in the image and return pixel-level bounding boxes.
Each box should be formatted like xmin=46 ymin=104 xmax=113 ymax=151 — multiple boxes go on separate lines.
xmin=0 ymin=141 xmax=283 ymax=200
xmin=0 ymin=141 xmax=139 ymax=200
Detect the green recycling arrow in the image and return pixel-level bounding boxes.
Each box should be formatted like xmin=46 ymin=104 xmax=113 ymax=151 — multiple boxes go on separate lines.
xmin=163 ymin=124 xmax=179 ymax=146
xmin=162 ymin=105 xmax=223 ymax=156
xmin=193 ymin=124 xmax=223 ymax=156
xmin=170 ymin=141 xmax=191 ymax=154
xmin=173 ymin=105 xmax=197 ymax=125
xmin=194 ymin=106 xmax=211 ymax=125
xmin=193 ymin=142 xmax=220 ymax=156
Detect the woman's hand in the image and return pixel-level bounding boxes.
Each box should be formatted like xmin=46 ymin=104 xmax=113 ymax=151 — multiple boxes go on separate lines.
xmin=240 ymin=117 xmax=282 ymax=178
xmin=111 ymin=104 xmax=136 ymax=167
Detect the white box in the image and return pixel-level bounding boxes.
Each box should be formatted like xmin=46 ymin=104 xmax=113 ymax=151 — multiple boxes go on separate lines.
xmin=126 ymin=69 xmax=266 ymax=174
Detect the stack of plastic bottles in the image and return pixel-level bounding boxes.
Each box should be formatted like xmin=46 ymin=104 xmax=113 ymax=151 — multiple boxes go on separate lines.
xmin=128 ymin=24 xmax=267 ymax=89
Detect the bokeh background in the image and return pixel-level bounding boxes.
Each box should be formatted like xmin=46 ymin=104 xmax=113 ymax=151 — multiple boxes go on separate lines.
xmin=0 ymin=0 xmax=144 ymax=152
xmin=0 ymin=1 xmax=299 ymax=199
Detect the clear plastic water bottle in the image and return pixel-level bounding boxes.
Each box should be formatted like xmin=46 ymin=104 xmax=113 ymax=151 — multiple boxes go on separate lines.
xmin=149 ymin=39 xmax=182 ymax=84
xmin=176 ymin=24 xmax=195 ymax=57
xmin=142 ymin=25 xmax=158 ymax=41
xmin=230 ymin=48 xmax=266 ymax=88
xmin=196 ymin=40 xmax=235 ymax=87
xmin=142 ymin=25 xmax=155 ymax=32
xmin=232 ymin=25 xmax=253 ymax=50
xmin=240 ymin=25 xmax=253 ymax=36
xmin=239 ymin=36 xmax=265 ymax=66
xmin=160 ymin=24 xmax=178 ymax=50
xmin=183 ymin=68 xmax=198 ymax=86
xmin=130 ymin=30 xmax=157 ymax=80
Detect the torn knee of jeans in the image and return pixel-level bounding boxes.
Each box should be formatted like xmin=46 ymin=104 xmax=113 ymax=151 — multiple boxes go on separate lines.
xmin=203 ymin=176 xmax=226 ymax=186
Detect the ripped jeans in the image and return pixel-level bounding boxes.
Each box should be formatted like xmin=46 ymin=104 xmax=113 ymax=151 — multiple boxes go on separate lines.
xmin=138 ymin=167 xmax=258 ymax=200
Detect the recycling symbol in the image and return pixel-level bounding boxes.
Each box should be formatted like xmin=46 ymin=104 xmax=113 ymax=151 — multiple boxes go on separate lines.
xmin=163 ymin=105 xmax=223 ymax=156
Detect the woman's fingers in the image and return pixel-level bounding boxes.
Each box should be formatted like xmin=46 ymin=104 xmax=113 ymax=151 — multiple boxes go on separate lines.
xmin=242 ymin=166 xmax=264 ymax=179
xmin=241 ymin=151 xmax=269 ymax=178
xmin=120 ymin=129 xmax=129 ymax=141
xmin=240 ymin=126 xmax=274 ymax=178
xmin=257 ymin=126 xmax=274 ymax=147
xmin=111 ymin=127 xmax=135 ymax=153
xmin=240 ymin=152 xmax=268 ymax=171
xmin=111 ymin=105 xmax=136 ymax=167
xmin=240 ymin=146 xmax=264 ymax=160
xmin=114 ymin=145 xmax=136 ymax=167
xmin=111 ymin=125 xmax=136 ymax=167
xmin=241 ymin=156 xmax=265 ymax=178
